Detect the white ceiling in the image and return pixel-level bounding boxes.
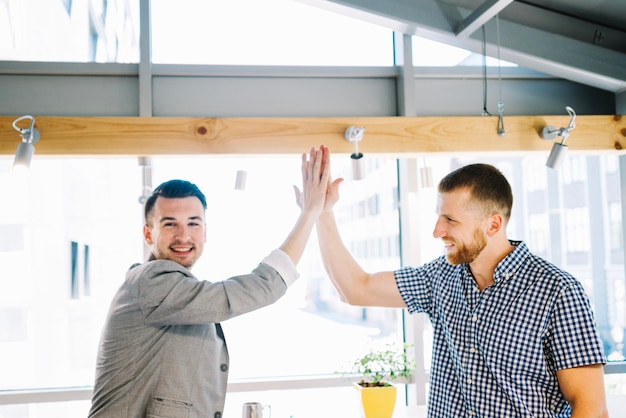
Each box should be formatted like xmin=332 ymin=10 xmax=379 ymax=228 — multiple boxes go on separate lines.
xmin=301 ymin=0 xmax=626 ymax=93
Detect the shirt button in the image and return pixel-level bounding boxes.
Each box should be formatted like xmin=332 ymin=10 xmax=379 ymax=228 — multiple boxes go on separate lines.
xmin=472 ymin=315 xmax=478 ymax=322
xmin=220 ymin=363 xmax=228 ymax=372
xmin=470 ymin=347 xmax=476 ymax=353
xmin=468 ymin=411 xmax=475 ymax=416
xmin=467 ymin=378 xmax=473 ymax=384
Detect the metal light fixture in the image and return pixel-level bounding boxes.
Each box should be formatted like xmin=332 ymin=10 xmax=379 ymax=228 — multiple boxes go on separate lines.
xmin=541 ymin=106 xmax=576 ymax=169
xmin=344 ymin=126 xmax=365 ymax=181
xmin=137 ymin=157 xmax=153 ymax=204
xmin=12 ymin=115 xmax=40 ymax=169
xmin=420 ymin=158 xmax=433 ymax=188
xmin=234 ymin=169 xmax=247 ymax=191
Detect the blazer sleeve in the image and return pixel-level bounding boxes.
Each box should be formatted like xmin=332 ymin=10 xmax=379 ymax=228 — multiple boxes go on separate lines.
xmin=136 ymin=259 xmax=289 ymax=326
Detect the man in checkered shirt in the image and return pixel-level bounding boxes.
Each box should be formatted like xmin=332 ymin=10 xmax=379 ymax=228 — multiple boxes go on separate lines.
xmin=316 ymin=158 xmax=608 ymax=417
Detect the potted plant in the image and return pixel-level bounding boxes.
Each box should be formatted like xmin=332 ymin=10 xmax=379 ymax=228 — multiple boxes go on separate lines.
xmin=340 ymin=341 xmax=416 ymax=418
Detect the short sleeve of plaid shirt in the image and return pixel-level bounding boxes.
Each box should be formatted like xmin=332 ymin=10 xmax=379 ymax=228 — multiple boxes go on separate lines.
xmin=393 ymin=241 xmax=606 ymax=418
xmin=547 ymin=279 xmax=606 ymax=370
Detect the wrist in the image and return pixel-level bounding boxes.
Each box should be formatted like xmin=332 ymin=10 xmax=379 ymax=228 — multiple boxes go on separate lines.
xmin=318 ymin=210 xmax=335 ymax=222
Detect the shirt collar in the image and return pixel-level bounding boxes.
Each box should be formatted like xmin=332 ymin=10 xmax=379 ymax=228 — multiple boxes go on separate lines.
xmin=493 ymin=240 xmax=528 ymax=284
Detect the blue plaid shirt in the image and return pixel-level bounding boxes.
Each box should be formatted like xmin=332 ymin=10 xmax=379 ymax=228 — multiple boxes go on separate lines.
xmin=395 ymin=241 xmax=605 ymax=418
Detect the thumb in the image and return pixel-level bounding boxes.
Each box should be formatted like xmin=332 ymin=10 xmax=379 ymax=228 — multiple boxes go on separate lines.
xmin=330 ymin=177 xmax=344 ymax=189
xmin=293 ymin=185 xmax=303 ymax=207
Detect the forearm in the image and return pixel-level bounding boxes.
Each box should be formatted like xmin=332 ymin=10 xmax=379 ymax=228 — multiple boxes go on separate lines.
xmin=278 ymin=209 xmax=318 ymax=266
xmin=316 ymin=211 xmax=369 ymax=303
xmin=570 ymin=404 xmax=609 ymax=418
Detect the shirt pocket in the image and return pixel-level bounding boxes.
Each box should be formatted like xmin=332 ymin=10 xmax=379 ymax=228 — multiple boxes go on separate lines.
xmin=146 ymin=396 xmax=193 ymax=418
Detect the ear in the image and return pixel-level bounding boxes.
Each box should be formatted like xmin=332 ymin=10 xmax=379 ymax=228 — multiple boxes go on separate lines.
xmin=485 ymin=213 xmax=504 ymax=237
xmin=143 ymin=224 xmax=153 ymax=245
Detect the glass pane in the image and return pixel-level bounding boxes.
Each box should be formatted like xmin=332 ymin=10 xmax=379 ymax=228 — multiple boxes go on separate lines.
xmin=0 ymin=400 xmax=90 ymax=418
xmin=0 ymin=157 xmax=143 ymax=390
xmin=0 ymin=153 xmax=402 ymax=392
xmin=412 ymin=36 xmax=517 ymax=67
xmin=151 ymin=0 xmax=394 ymax=66
xmin=150 ymin=155 xmax=403 ymax=378
xmin=0 ymin=0 xmax=139 ymax=63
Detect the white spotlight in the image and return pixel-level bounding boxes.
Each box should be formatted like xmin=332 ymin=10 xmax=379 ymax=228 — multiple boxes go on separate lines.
xmin=344 ymin=126 xmax=365 ymax=181
xmin=12 ymin=115 xmax=40 ymax=169
xmin=235 ymin=169 xmax=247 ymax=191
xmin=541 ymin=106 xmax=576 ymax=169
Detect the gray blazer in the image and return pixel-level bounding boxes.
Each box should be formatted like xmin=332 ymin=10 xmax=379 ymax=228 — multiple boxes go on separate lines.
xmin=88 ymin=253 xmax=293 ymax=418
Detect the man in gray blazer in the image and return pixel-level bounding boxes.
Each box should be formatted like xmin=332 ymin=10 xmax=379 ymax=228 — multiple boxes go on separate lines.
xmin=88 ymin=146 xmax=331 ymax=418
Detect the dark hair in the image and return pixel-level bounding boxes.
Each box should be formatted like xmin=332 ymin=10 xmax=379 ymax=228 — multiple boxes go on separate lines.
xmin=144 ymin=179 xmax=207 ymax=223
xmin=438 ymin=163 xmax=513 ymax=221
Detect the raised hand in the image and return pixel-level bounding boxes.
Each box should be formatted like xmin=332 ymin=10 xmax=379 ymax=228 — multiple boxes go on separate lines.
xmin=294 ymin=145 xmax=343 ymax=215
xmin=281 ymin=145 xmax=333 ymax=265
xmin=295 ymin=145 xmax=331 ymax=217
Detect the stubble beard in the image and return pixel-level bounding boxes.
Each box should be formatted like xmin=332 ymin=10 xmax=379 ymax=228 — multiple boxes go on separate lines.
xmin=445 ymin=228 xmax=487 ymax=265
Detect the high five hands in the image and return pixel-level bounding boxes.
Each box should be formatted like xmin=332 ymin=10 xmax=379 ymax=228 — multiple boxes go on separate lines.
xmin=294 ymin=145 xmax=343 ymax=214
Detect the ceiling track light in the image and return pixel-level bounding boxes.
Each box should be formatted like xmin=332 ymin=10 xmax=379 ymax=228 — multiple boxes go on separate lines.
xmin=137 ymin=156 xmax=153 ymax=204
xmin=420 ymin=157 xmax=433 ymax=188
xmin=540 ymin=106 xmax=576 ymax=169
xmin=12 ymin=115 xmax=40 ymax=169
xmin=234 ymin=169 xmax=247 ymax=191
xmin=344 ymin=126 xmax=365 ymax=181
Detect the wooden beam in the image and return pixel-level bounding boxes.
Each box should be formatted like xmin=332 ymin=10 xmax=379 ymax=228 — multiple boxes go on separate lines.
xmin=1 ymin=115 xmax=625 ymax=157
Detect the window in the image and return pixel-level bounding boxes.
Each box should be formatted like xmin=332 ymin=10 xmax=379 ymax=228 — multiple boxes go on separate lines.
xmin=412 ymin=36 xmax=517 ymax=67
xmin=0 ymin=0 xmax=140 ymax=63
xmin=413 ymin=154 xmax=626 ymax=382
xmin=0 ymin=154 xmax=403 ymax=416
xmin=528 ymin=213 xmax=550 ymax=255
xmin=2 ymin=0 xmax=524 ymax=68
xmin=525 ymin=158 xmax=548 ymax=192
xmin=610 ymin=202 xmax=623 ymax=251
xmin=0 ymin=158 xmax=143 ymax=391
xmin=150 ymin=156 xmax=402 ymax=379
xmin=2 ymin=152 xmax=626 ymax=415
xmin=563 ymin=155 xmax=587 ymax=184
xmin=150 ymin=0 xmax=393 ymax=66
xmin=1 ymin=0 xmax=395 ymax=66
xmin=565 ymin=207 xmax=591 ymax=254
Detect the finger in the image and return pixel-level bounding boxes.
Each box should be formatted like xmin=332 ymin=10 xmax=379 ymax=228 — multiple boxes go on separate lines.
xmin=312 ymin=148 xmax=323 ymax=182
xmin=308 ymin=146 xmax=317 ymax=180
xmin=293 ymin=185 xmax=302 ymax=206
xmin=329 ymin=177 xmax=344 ymax=193
xmin=320 ymin=145 xmax=331 ymax=184
xmin=331 ymin=178 xmax=344 ymax=188
xmin=301 ymin=151 xmax=308 ymax=181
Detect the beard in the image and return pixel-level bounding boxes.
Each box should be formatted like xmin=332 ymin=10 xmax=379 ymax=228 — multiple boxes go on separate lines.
xmin=445 ymin=228 xmax=487 ymax=265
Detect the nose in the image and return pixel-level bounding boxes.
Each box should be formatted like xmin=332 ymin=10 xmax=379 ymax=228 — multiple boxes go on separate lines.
xmin=174 ymin=225 xmax=191 ymax=241
xmin=432 ymin=218 xmax=446 ymax=239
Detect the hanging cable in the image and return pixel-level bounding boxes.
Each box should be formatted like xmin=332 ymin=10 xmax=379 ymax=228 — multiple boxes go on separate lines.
xmin=496 ymin=14 xmax=506 ymax=137
xmin=481 ymin=25 xmax=491 ymax=116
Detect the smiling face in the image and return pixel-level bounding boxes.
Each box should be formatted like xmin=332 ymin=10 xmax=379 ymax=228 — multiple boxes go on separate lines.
xmin=143 ymin=196 xmax=207 ymax=269
xmin=432 ymin=188 xmax=489 ymax=265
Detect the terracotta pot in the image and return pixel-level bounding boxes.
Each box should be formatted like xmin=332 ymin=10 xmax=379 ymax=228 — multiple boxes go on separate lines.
xmin=353 ymin=382 xmax=397 ymax=418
